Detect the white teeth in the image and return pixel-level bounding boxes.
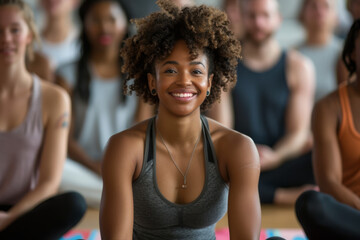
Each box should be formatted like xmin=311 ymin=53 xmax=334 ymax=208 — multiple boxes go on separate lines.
xmin=172 ymin=93 xmax=194 ymax=98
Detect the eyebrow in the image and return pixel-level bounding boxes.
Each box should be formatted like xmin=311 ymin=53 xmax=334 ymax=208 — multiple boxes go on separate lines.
xmin=162 ymin=61 xmax=206 ymax=68
xmin=10 ymin=23 xmax=21 ymax=27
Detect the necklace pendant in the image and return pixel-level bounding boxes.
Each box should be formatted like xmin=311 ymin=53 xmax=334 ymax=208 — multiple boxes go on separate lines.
xmin=181 ymin=184 xmax=187 ymax=189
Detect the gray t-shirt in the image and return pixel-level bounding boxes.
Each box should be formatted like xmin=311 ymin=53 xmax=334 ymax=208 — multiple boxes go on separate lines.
xmin=298 ymin=37 xmax=343 ymax=101
xmin=57 ymin=62 xmax=137 ymax=160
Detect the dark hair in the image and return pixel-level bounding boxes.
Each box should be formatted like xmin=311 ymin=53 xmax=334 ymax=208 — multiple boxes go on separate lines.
xmin=121 ymin=0 xmax=241 ymax=111
xmin=342 ymin=19 xmax=360 ymax=78
xmin=74 ymin=0 xmax=129 ymax=103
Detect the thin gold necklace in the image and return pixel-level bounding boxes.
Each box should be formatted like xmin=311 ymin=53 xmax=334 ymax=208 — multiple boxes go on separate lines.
xmin=157 ymin=123 xmax=202 ymax=189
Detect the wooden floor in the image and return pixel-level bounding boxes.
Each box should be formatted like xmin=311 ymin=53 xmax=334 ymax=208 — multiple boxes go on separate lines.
xmin=74 ymin=204 xmax=301 ymax=230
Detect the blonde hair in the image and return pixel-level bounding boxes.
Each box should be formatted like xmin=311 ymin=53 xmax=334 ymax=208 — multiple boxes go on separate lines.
xmin=0 ymin=0 xmax=40 ymax=61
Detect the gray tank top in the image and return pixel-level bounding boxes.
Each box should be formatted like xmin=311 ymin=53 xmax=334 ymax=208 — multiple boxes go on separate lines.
xmin=0 ymin=75 xmax=43 ymax=205
xmin=132 ymin=115 xmax=228 ymax=240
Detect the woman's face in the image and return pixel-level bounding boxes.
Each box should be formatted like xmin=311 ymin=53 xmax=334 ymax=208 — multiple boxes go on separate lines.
xmin=84 ymin=1 xmax=127 ymax=49
xmin=0 ymin=5 xmax=32 ymax=65
xmin=148 ymin=40 xmax=213 ymax=117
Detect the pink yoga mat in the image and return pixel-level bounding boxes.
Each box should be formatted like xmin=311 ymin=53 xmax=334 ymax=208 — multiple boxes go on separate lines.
xmin=61 ymin=228 xmax=308 ymax=240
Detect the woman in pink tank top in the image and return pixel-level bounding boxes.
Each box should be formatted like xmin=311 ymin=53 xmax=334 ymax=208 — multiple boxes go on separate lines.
xmin=0 ymin=0 xmax=86 ymax=239
xmin=295 ymin=19 xmax=360 ymax=240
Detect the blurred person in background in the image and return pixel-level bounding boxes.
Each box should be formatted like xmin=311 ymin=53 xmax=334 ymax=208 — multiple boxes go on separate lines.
xmin=297 ymin=0 xmax=343 ymax=101
xmin=38 ymin=0 xmax=80 ymax=69
xmin=223 ymin=0 xmax=243 ymax=39
xmin=55 ymin=0 xmax=153 ymax=207
xmin=208 ymin=0 xmax=317 ymax=205
xmin=0 ymin=0 xmax=86 ymax=238
xmin=296 ymin=19 xmax=360 ymax=239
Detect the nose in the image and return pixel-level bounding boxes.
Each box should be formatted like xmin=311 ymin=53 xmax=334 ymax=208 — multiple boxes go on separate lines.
xmin=176 ymin=70 xmax=192 ymax=86
xmin=254 ymin=15 xmax=266 ymax=29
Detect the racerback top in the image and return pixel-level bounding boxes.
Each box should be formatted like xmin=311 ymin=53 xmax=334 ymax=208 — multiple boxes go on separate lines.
xmin=0 ymin=75 xmax=43 ymax=205
xmin=338 ymin=84 xmax=360 ymax=197
xmin=132 ymin=115 xmax=228 ymax=240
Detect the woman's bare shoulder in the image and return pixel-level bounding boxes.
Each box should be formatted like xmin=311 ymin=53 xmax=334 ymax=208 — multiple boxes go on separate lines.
xmin=206 ymin=117 xmax=259 ymax=168
xmin=39 ymin=80 xmax=71 ymax=125
xmin=107 ymin=118 xmax=152 ymax=153
xmin=206 ymin=117 xmax=254 ymax=148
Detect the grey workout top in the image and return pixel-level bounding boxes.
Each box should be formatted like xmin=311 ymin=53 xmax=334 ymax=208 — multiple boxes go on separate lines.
xmin=132 ymin=115 xmax=229 ymax=240
xmin=0 ymin=75 xmax=43 ymax=205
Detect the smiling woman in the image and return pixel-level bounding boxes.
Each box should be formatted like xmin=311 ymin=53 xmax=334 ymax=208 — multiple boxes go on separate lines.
xmin=98 ymin=1 xmax=275 ymax=240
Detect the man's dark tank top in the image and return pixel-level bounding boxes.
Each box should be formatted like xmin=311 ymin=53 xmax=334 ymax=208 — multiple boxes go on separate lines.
xmin=132 ymin=115 xmax=228 ymax=240
xmin=232 ymin=51 xmax=289 ymax=147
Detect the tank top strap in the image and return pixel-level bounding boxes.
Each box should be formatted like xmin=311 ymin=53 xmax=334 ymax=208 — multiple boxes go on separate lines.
xmin=200 ymin=115 xmax=216 ymax=164
xmin=22 ymin=75 xmax=43 ymax=132
xmin=145 ymin=115 xmax=216 ymax=164
xmin=144 ymin=116 xmax=156 ymax=164
xmin=338 ymin=85 xmax=352 ymax=135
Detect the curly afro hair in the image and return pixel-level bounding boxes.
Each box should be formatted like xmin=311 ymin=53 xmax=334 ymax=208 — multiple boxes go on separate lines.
xmin=121 ymin=0 xmax=241 ymax=110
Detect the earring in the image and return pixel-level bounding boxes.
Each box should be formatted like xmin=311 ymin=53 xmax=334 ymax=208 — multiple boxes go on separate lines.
xmin=151 ymin=89 xmax=157 ymax=96
xmin=206 ymin=90 xmax=210 ymax=96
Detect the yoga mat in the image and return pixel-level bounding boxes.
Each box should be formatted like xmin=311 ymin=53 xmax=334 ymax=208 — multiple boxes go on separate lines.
xmin=61 ymin=228 xmax=308 ymax=240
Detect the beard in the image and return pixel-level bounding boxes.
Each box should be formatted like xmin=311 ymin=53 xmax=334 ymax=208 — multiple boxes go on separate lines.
xmin=243 ymin=29 xmax=274 ymax=47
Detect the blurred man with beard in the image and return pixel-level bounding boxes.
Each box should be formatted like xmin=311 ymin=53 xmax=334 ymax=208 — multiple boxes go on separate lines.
xmin=209 ymin=0 xmax=317 ymax=205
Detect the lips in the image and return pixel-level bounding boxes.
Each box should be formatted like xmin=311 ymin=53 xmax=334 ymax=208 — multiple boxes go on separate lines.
xmin=98 ymin=35 xmax=113 ymax=45
xmin=0 ymin=47 xmax=15 ymax=55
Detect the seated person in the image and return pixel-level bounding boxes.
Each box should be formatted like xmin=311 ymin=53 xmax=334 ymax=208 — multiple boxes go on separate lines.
xmin=297 ymin=0 xmax=343 ymax=101
xmin=56 ymin=0 xmax=152 ymax=207
xmin=296 ymin=19 xmax=360 ymax=240
xmin=0 ymin=0 xmax=86 ymax=239
xmin=38 ymin=0 xmax=80 ymax=69
xmin=208 ymin=0 xmax=316 ymax=205
xmin=100 ymin=1 xmax=285 ymax=239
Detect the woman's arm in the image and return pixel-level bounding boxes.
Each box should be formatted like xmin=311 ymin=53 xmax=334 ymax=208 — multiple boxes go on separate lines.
xmin=312 ymin=95 xmax=360 ymax=210
xmin=224 ymin=132 xmax=261 ymax=240
xmin=100 ymin=131 xmax=141 ymax=240
xmin=0 ymin=82 xmax=71 ymax=229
